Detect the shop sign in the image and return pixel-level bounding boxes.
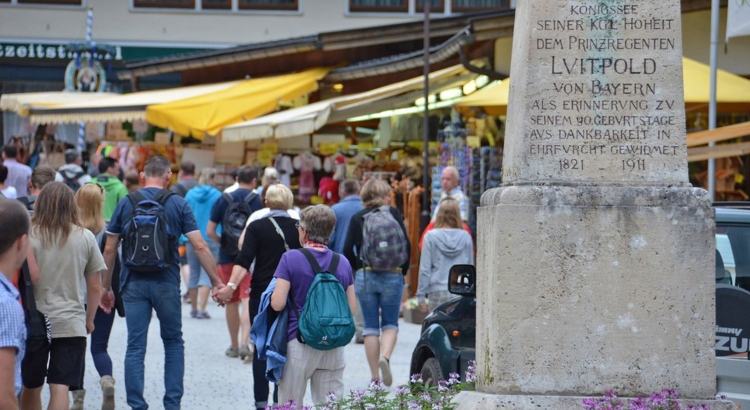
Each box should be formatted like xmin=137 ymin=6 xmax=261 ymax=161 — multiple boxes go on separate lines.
xmin=0 ymin=43 xmax=122 ymax=60
xmin=0 ymin=41 xmax=208 ymax=62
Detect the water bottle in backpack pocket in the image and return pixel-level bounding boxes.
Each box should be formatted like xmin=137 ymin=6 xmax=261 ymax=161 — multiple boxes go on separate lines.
xmin=292 ymin=249 xmax=355 ymax=351
xmin=122 ymin=190 xmax=175 ymax=272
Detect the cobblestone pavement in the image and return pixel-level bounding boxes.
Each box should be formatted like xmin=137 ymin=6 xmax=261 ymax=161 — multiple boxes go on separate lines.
xmin=42 ymin=297 xmax=423 ymax=409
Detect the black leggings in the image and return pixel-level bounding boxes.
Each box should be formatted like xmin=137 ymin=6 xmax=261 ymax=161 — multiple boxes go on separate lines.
xmin=250 ymin=296 xmax=279 ymax=409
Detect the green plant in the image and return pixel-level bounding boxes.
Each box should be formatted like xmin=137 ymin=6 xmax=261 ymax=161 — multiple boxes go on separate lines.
xmin=269 ymin=360 xmax=476 ymax=410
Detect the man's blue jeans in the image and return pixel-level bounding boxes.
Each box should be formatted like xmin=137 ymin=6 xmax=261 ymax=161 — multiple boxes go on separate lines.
xmin=122 ymin=277 xmax=184 ymax=410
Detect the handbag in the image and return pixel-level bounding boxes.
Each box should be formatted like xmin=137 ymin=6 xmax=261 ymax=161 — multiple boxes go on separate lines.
xmin=21 ymin=261 xmax=52 ymax=349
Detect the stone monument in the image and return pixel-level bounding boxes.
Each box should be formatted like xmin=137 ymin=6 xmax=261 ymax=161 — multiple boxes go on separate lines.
xmin=455 ymin=0 xmax=734 ymax=408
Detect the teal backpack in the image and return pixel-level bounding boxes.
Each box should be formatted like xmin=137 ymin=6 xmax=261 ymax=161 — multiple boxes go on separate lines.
xmin=292 ymin=249 xmax=355 ymax=351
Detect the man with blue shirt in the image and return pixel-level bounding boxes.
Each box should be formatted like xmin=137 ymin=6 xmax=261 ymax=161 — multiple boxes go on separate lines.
xmin=207 ymin=165 xmax=262 ymax=359
xmin=328 ymin=179 xmax=362 ymax=254
xmin=100 ymin=156 xmax=225 ymax=410
xmin=0 ymin=199 xmax=30 ymax=410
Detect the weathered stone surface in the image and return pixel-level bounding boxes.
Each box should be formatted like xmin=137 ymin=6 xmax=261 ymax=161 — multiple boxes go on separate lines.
xmin=472 ymin=185 xmax=716 ymax=400
xmin=454 ymin=391 xmax=737 ymax=410
xmin=503 ymin=0 xmax=688 ymax=185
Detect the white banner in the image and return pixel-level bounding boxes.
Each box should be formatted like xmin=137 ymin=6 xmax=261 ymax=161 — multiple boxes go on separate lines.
xmin=727 ymin=0 xmax=750 ymax=41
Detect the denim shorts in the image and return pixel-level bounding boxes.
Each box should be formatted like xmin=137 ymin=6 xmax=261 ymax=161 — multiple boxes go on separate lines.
xmin=186 ymin=241 xmax=219 ymax=289
xmin=355 ymin=269 xmax=404 ymax=337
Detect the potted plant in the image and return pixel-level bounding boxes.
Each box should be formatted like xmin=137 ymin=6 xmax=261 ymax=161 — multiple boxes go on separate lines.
xmin=402 ymin=297 xmax=429 ymax=324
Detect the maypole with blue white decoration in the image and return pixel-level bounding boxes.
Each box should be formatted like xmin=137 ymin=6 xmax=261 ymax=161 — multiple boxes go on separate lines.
xmin=77 ymin=7 xmax=94 ymax=153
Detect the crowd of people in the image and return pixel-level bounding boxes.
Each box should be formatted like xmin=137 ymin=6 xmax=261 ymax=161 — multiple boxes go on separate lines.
xmin=0 ymin=142 xmax=474 ymax=410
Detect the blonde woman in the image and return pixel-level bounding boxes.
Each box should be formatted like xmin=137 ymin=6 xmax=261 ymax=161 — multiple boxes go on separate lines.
xmin=75 ymin=183 xmax=119 ymax=410
xmin=417 ymin=197 xmax=473 ymax=312
xmin=21 ymin=182 xmax=107 ymax=410
xmin=342 ymin=178 xmax=410 ymax=387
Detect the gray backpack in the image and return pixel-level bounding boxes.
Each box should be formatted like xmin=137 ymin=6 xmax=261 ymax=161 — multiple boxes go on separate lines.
xmin=361 ymin=206 xmax=408 ymax=271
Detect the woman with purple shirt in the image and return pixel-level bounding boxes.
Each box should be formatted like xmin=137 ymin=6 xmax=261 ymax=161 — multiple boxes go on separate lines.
xmin=270 ymin=205 xmax=356 ymax=408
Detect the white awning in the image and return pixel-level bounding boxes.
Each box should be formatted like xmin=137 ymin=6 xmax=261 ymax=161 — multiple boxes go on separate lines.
xmin=0 ymin=92 xmax=116 ymax=117
xmin=222 ymin=64 xmax=472 ymax=142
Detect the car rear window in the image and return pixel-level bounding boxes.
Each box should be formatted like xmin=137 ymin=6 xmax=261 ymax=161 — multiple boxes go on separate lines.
xmin=716 ymin=225 xmax=750 ymax=292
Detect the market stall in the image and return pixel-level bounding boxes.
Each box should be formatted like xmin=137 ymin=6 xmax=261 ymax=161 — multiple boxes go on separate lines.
xmin=2 ymin=68 xmax=331 ymax=185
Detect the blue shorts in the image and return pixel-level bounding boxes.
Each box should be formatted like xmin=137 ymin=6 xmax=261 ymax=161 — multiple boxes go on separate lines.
xmin=186 ymin=241 xmax=219 ymax=289
xmin=355 ymin=270 xmax=404 ymax=337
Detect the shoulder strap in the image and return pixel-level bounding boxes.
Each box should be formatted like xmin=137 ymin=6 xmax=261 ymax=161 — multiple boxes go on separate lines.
xmin=243 ymin=192 xmax=258 ymax=204
xmin=223 ymin=192 xmax=235 ymax=205
xmin=74 ymin=171 xmax=86 ymax=180
xmin=299 ymin=248 xmax=323 ymax=273
xmin=328 ymin=253 xmax=340 ymax=275
xmin=300 ymin=248 xmax=340 ymax=275
xmin=268 ymin=217 xmax=290 ymax=252
xmin=127 ymin=191 xmax=145 ymax=208
xmin=21 ymin=260 xmax=38 ymax=314
xmin=153 ymin=189 xmax=174 ymax=205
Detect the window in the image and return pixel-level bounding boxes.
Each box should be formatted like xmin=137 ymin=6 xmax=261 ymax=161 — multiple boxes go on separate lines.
xmin=416 ymin=0 xmax=444 ymax=13
xmin=349 ymin=0 xmax=408 ymax=13
xmin=715 ymin=225 xmax=750 ymax=291
xmin=451 ymin=0 xmax=509 ymax=12
xmin=133 ymin=0 xmax=195 ymax=8
xmin=202 ymin=0 xmax=230 ymax=9
xmin=238 ymin=0 xmax=298 ymax=10
xmin=17 ymin=0 xmax=81 ymax=4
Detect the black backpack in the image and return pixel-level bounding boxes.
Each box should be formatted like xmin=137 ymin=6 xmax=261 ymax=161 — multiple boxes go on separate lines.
xmin=122 ymin=190 xmax=176 ymax=272
xmin=61 ymin=170 xmax=86 ymax=192
xmin=221 ymin=192 xmax=257 ymax=256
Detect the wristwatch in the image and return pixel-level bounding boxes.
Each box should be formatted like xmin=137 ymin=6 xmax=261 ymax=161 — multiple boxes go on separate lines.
xmin=227 ymin=282 xmax=238 ymax=291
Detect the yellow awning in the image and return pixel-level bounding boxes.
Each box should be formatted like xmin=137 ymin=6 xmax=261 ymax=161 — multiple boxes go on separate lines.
xmin=687 ymin=121 xmax=750 ymax=148
xmin=147 ymin=68 xmax=330 ymax=139
xmin=222 ymin=64 xmax=471 ymax=142
xmin=683 ymin=57 xmax=750 ymax=104
xmin=27 ymin=81 xmax=241 ymax=125
xmin=1 ymin=92 xmax=116 ymax=117
xmin=454 ymin=57 xmax=750 ymax=113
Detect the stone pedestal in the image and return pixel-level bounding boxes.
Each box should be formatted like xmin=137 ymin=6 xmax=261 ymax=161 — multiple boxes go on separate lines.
xmin=455 ymin=186 xmax=734 ymax=409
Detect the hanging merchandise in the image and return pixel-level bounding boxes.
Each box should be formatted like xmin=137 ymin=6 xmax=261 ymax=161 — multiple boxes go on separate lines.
xmin=293 ymin=151 xmax=322 ymax=202
xmin=323 ymin=151 xmax=347 ymax=181
xmin=318 ymin=177 xmax=340 ymax=205
xmin=274 ymin=153 xmax=294 ymax=187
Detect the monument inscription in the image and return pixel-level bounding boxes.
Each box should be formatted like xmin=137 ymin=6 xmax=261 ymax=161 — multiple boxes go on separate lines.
xmin=503 ymin=0 xmax=688 ymax=185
